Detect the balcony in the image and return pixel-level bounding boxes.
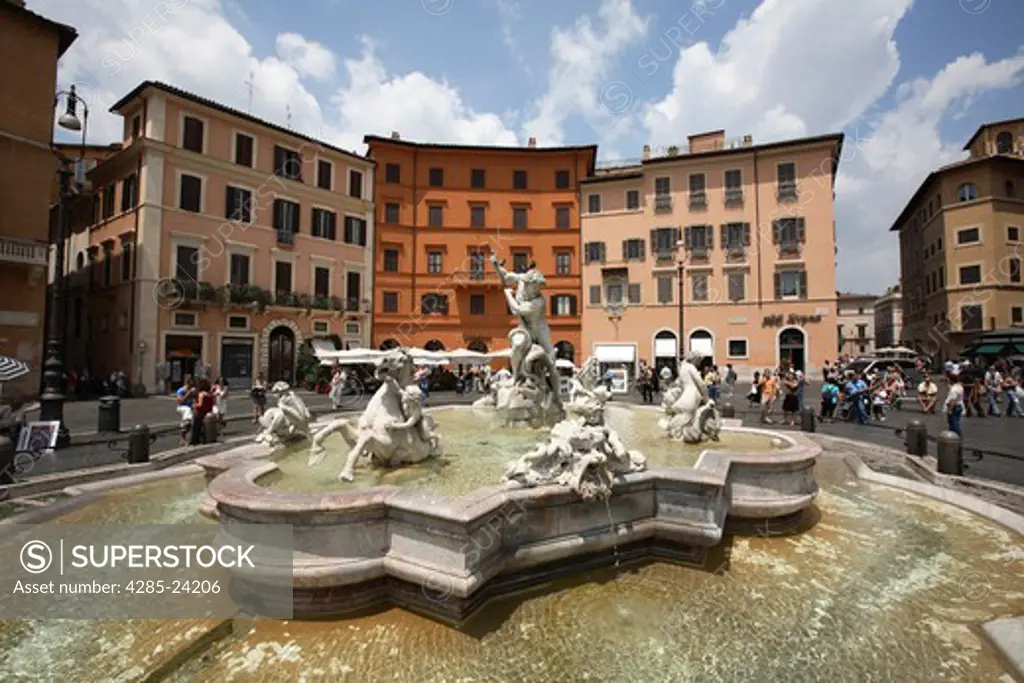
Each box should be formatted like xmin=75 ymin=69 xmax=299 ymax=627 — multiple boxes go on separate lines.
xmin=654 ymin=195 xmax=673 ymax=213
xmin=276 ymin=229 xmax=296 ymax=246
xmin=688 ymin=191 xmax=707 ymax=210
xmin=654 ymin=248 xmax=676 ymax=262
xmin=725 ymin=189 xmax=744 ymax=207
xmin=688 ymin=246 xmax=710 ymax=263
xmin=777 ymin=182 xmax=798 ymax=202
xmin=0 ymin=237 xmax=48 ymax=267
xmin=779 ymin=241 xmax=802 ymax=257
xmin=725 ymin=245 xmax=746 ymax=262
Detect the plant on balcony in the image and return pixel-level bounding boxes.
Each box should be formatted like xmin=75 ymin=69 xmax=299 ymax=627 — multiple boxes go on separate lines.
xmin=274 ymin=291 xmax=297 ymax=307
xmin=311 ymin=295 xmax=332 ymax=310
xmin=330 ymin=296 xmax=347 ymax=315
xmin=295 ymin=293 xmax=312 ymax=310
xmin=196 ymin=281 xmax=218 ymax=303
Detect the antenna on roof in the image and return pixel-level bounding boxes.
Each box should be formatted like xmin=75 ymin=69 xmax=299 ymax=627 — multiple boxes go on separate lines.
xmin=286 ymin=104 xmax=292 ymax=129
xmin=245 ymin=70 xmax=254 ymax=113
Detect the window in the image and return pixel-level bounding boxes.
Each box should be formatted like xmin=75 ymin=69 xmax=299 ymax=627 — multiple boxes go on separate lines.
xmin=622 ymin=238 xmax=645 ymax=261
xmin=626 ymin=189 xmax=640 ymax=210
xmin=685 ymin=224 xmax=712 ymax=253
xmin=120 ymin=241 xmax=132 ymax=282
xmin=551 ymin=295 xmax=576 ymax=316
xmin=131 ymin=115 xmax=141 ymax=139
xmin=101 ymin=245 xmax=114 ymax=286
xmin=312 ymin=208 xmax=337 ymax=240
xmin=182 ymin=116 xmax=204 ymax=153
xmin=349 ymin=170 xmax=363 ymax=198
xmin=317 ymin=160 xmax=332 ymax=190
xmin=996 ymin=131 xmax=1013 ymax=154
xmin=383 ymin=292 xmax=399 ymax=313
xmin=723 ymin=222 xmax=749 ymax=252
xmin=175 ymin=245 xmax=199 ymax=282
xmin=228 ymin=315 xmax=248 ymax=330
xmin=384 ymin=203 xmax=400 ymax=224
xmin=173 ymin=312 xmax=196 ymax=327
xmin=938 ymin=237 xmax=943 ymax=250
xmin=428 ymin=205 xmax=443 ymax=227
xmin=1009 ymin=226 xmax=1021 ymax=242
xmin=556 ymin=206 xmax=571 ymax=229
xmin=226 ymin=186 xmax=252 ymax=223
xmin=512 ymin=252 xmax=530 ymax=273
xmin=513 ymin=207 xmax=528 ymax=230
xmin=727 ymin=271 xmax=745 ymax=301
xmin=234 ymin=133 xmax=254 ymax=167
xmin=470 ymin=251 xmax=486 ymax=279
xmin=959 ymin=265 xmax=982 ymax=285
xmin=1010 ymin=257 xmax=1021 ymax=284
xmin=960 ymin=304 xmax=983 ymax=331
xmin=957 ymin=227 xmax=980 ymax=244
xmin=470 ymin=294 xmax=485 ymax=315
xmin=121 ymin=173 xmax=138 ymax=211
xmin=385 ymin=163 xmax=401 ymax=183
xmin=584 ymin=241 xmax=606 ymax=263
xmin=314 ymin=266 xmax=330 ymax=298
xmin=777 ymin=162 xmax=796 ymax=198
xmin=628 ymin=283 xmax=641 ymax=304
xmin=102 ymin=184 xmax=116 ymax=218
xmin=774 ymin=217 xmax=806 ymax=251
xmin=555 ymin=170 xmax=570 ymax=189
xmin=513 ymin=170 xmax=527 ymax=190
xmin=727 ymin=339 xmax=748 ymax=358
xmin=422 ymin=294 xmax=448 ymax=315
xmin=775 ymin=270 xmax=807 ymax=299
xmin=343 ymin=216 xmax=367 ymax=246
xmin=274 ymin=146 xmax=302 ymax=181
xmin=589 ymin=285 xmax=601 ymax=305
xmin=229 ymin=253 xmax=250 ymax=286
xmin=275 ymin=261 xmax=293 ymax=293
xmin=688 ymin=173 xmax=706 ymax=207
xmin=725 ymin=169 xmax=742 ymax=204
xmin=272 ymin=198 xmax=300 ymax=238
xmin=470 ymin=205 xmax=486 ymax=228
xmin=650 ymin=227 xmax=680 ymax=259
xmin=657 ymin=275 xmax=674 ymax=304
xmin=856 ymin=323 xmax=867 ymax=339
xmin=1007 ymin=180 xmax=1016 ymax=198
xmin=691 ymin=274 xmax=708 ymax=302
xmin=939 ymin=267 xmax=945 ymax=288
xmin=1012 ymin=306 xmax=1024 ymax=325
xmin=179 ymin=174 xmax=202 ymax=212
xmin=429 ymin=167 xmax=444 ymax=187
xmin=587 ymin=194 xmax=601 ymax=214
xmin=383 ymin=249 xmax=399 ymax=272
xmin=471 ymin=168 xmax=486 ymax=189
xmin=313 ymin=321 xmax=330 ymax=335
xmin=555 ymin=251 xmax=571 ymax=275
xmin=427 ymin=250 xmax=443 ymax=274
xmin=605 ymin=281 xmax=623 ymax=304
xmin=956 ymin=183 xmax=978 ymax=202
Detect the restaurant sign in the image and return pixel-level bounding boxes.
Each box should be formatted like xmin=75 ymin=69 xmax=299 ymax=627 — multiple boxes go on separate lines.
xmin=762 ymin=313 xmax=823 ymax=327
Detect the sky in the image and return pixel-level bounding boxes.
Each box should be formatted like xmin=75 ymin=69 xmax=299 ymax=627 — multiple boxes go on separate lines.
xmin=35 ymin=0 xmax=1024 ymax=293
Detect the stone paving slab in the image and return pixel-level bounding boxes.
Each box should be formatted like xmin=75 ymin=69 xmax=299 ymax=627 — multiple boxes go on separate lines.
xmin=982 ymin=617 xmax=1024 ymax=681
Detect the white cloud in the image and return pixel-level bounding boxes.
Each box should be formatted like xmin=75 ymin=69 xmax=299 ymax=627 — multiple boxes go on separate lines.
xmin=522 ymin=0 xmax=650 ymax=145
xmin=275 ymin=33 xmax=336 ymax=81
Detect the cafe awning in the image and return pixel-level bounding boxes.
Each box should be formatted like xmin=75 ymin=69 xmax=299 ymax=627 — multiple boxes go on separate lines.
xmin=960 ymin=343 xmax=1008 ymax=357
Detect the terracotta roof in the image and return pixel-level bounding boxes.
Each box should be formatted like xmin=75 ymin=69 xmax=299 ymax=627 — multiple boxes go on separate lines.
xmin=962 ymin=116 xmax=1024 ymax=151
xmin=363 ymin=135 xmax=598 ymax=176
xmin=0 ymin=1 xmax=77 ymax=56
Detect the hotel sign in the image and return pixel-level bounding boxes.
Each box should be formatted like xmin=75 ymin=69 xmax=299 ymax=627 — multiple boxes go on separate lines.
xmin=762 ymin=313 xmax=823 ymax=327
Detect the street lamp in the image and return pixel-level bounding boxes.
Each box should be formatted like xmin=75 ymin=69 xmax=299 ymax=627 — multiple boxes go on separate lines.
xmin=676 ymin=239 xmax=686 ymax=368
xmin=39 ymin=85 xmax=89 ymax=448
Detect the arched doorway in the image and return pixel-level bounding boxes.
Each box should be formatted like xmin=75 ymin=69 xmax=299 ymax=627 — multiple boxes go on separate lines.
xmin=653 ymin=330 xmax=677 ymax=379
xmin=688 ymin=329 xmax=714 ymax=367
xmin=268 ymin=326 xmax=296 ymax=383
xmin=779 ymin=327 xmax=806 ymax=372
xmin=468 ymin=339 xmax=488 ymax=353
xmin=554 ymin=341 xmax=575 ymax=364
xmin=379 ymin=338 xmax=400 ymax=351
xmin=424 ymin=339 xmax=445 ymax=351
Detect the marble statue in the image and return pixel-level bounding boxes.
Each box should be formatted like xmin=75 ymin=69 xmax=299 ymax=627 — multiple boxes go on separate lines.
xmin=308 ymin=349 xmax=442 ymax=482
xmin=504 ymin=357 xmax=645 ymax=501
xmin=659 ymin=351 xmax=722 ymax=443
xmin=489 ymin=254 xmax=564 ymax=427
xmin=254 ymin=381 xmax=312 ymax=447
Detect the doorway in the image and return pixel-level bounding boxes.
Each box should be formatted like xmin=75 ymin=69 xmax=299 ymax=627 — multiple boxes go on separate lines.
xmin=268 ymin=326 xmax=296 ymax=384
xmin=221 ymin=337 xmax=254 ymax=390
xmin=779 ymin=327 xmax=806 ymax=372
xmin=165 ymin=334 xmax=203 ymax=391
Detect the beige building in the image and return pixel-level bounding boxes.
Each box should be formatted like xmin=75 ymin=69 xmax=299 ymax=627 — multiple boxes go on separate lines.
xmin=836 ymin=292 xmax=876 ymax=357
xmin=874 ymin=285 xmax=903 ymax=349
xmin=56 ymin=81 xmax=375 ymax=392
xmin=580 ymin=130 xmax=843 ymax=384
xmin=893 ymin=117 xmax=1023 ymax=361
xmin=0 ymin=0 xmax=76 ymax=399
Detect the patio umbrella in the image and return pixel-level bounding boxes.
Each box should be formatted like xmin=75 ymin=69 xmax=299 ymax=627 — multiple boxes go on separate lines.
xmin=0 ymin=356 xmax=30 ymax=382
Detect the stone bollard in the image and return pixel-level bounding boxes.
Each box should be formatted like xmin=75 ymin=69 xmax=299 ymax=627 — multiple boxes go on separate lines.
xmin=936 ymin=430 xmax=963 ymax=476
xmin=720 ymin=403 xmax=736 ymax=419
xmin=203 ymin=412 xmax=219 ymax=444
xmin=0 ymin=434 xmax=15 ymax=487
xmin=127 ymin=424 xmax=151 ymax=464
xmin=905 ymin=420 xmax=927 ymax=456
xmin=800 ymin=407 xmax=816 ymax=433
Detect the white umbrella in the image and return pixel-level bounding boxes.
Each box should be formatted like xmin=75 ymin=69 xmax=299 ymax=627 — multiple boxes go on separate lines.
xmin=0 ymin=356 xmax=30 ymax=382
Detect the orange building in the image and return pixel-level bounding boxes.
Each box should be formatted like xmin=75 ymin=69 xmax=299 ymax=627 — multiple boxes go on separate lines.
xmin=367 ymin=134 xmax=595 ymax=363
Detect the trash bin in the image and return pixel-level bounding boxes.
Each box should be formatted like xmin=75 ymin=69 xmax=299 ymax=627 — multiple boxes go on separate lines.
xmin=97 ymin=395 xmax=121 ymax=433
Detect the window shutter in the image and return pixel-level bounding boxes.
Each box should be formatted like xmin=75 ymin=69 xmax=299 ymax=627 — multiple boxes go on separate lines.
xmin=638 ymin=239 xmax=645 ymax=261
xmin=720 ymin=224 xmax=727 ymax=247
xmin=649 ymin=228 xmax=657 ymax=253
xmin=330 ymin=212 xmax=338 ymax=241
xmin=225 ymin=186 xmax=234 ymax=219
xmin=774 ymin=272 xmax=781 ymax=299
xmin=705 ymin=225 xmax=714 ymax=249
xmin=359 ymin=219 xmax=367 ymax=246
xmin=797 ymin=218 xmax=807 ymax=243
xmin=273 ymin=199 xmax=281 ymax=230
xmin=292 ymin=202 xmax=299 ymax=233
xmin=569 ymin=296 xmax=577 ymax=316
xmin=600 ymin=242 xmax=607 ymax=262
xmin=550 ymin=296 xmax=556 ymax=317
xmin=772 ymin=220 xmax=780 ymax=244
xmin=673 ymin=227 xmax=682 ymax=248
xmin=744 ymin=223 xmax=751 ymax=246
xmin=799 ymin=270 xmax=808 ymax=299
xmin=684 ymin=226 xmax=692 ymax=249
xmin=622 ymin=239 xmax=628 ymax=260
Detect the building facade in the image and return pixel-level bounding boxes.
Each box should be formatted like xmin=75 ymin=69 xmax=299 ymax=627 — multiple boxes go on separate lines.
xmin=874 ymin=285 xmax=903 ymax=349
xmin=580 ymin=130 xmax=843 ymax=384
xmin=0 ymin=0 xmax=75 ymax=399
xmin=836 ymin=292 xmax=876 ymax=357
xmin=58 ymin=81 xmax=374 ymax=392
xmin=367 ymin=134 xmax=595 ymax=361
xmin=892 ymin=117 xmax=1023 ymax=361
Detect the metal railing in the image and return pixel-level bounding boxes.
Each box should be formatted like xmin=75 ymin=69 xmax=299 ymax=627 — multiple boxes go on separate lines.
xmin=0 ymin=237 xmax=49 ymax=266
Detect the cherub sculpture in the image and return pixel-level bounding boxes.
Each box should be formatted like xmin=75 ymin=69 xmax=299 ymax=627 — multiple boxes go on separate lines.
xmin=255 ymin=381 xmax=312 ymax=447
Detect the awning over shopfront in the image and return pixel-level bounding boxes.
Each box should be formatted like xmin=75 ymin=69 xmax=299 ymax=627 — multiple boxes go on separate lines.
xmin=959 ymin=343 xmax=1010 ymax=357
xmin=594 ymin=344 xmax=635 ymax=363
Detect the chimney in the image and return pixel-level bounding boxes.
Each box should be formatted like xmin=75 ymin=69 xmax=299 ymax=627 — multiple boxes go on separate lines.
xmin=527 ymin=137 xmax=537 ymax=148
xmin=390 ymin=131 xmax=401 ymax=140
xmin=742 ymin=134 xmax=753 ymax=147
xmin=642 ymin=144 xmax=651 ymax=160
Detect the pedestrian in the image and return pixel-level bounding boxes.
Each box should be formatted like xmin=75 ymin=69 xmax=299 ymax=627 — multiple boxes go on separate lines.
xmin=781 ymin=371 xmax=800 ymax=426
xmin=822 ymin=360 xmax=831 ymax=383
xmin=985 ymin=365 xmax=1003 ymax=416
xmin=725 ymin=364 xmax=737 ymax=397
xmin=747 ymin=370 xmax=761 ymax=407
xmin=190 ymin=380 xmax=215 ymax=445
xmin=641 ymin=366 xmax=655 ymax=404
xmin=704 ymin=365 xmax=720 ymax=402
xmin=329 ymin=364 xmax=345 ymax=409
xmin=944 ymin=373 xmax=965 ymax=438
xmin=965 ymin=377 xmax=986 ymax=418
xmin=843 ymin=372 xmax=867 ymax=424
xmin=175 ymin=378 xmax=196 ymax=446
xmin=760 ymin=370 xmax=777 ymax=424
xmin=820 ymin=374 xmax=839 ymax=422
xmin=794 ymin=369 xmax=805 ymax=412
xmin=1004 ymin=373 xmax=1023 ymax=417
xmin=871 ymin=383 xmax=888 ymax=421
xmin=212 ymin=376 xmax=229 ymax=427
xmin=916 ymin=374 xmax=939 ymax=414
xmin=250 ymin=373 xmax=267 ymax=423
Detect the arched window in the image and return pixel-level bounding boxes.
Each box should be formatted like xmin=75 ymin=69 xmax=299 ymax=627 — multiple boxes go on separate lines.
xmin=554 ymin=341 xmax=575 ymax=363
xmin=956 ymin=183 xmax=977 ymax=202
xmin=467 ymin=339 xmax=488 ymax=353
xmin=379 ymin=338 xmax=399 ymax=351
xmin=424 ymin=339 xmax=445 ymax=352
xmin=995 ymin=131 xmax=1013 ymax=154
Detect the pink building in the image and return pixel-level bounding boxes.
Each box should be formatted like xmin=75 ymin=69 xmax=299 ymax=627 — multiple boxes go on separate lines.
xmin=580 ymin=130 xmax=843 ymax=385
xmin=58 ymin=82 xmax=374 ymax=392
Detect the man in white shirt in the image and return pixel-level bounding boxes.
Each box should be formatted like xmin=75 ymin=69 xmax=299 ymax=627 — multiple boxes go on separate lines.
xmin=944 ymin=373 xmax=965 ymax=437
xmin=917 ymin=374 xmax=939 ymax=413
xmin=985 ymin=367 xmax=1003 ymax=416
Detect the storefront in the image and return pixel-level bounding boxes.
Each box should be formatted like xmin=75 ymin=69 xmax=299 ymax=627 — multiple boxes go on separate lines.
xmin=220 ymin=337 xmax=254 ymax=390
xmin=594 ymin=343 xmax=636 ymax=394
xmin=164 ymin=334 xmax=203 ymax=391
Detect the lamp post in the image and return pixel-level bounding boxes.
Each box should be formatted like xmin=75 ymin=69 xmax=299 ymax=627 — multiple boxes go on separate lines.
xmin=676 ymin=240 xmax=686 ymax=369
xmin=39 ymin=85 xmax=89 ymax=448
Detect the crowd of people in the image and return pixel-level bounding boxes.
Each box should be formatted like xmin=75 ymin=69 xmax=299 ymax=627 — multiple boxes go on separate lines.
xmin=174 ymin=375 xmax=232 ymax=446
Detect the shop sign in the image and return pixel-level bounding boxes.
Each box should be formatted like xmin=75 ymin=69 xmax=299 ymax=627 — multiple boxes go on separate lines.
xmin=762 ymin=313 xmax=823 ymax=327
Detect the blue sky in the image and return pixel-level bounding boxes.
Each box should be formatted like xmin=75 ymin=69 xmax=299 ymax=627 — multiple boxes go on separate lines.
xmin=41 ymin=0 xmax=1024 ymax=291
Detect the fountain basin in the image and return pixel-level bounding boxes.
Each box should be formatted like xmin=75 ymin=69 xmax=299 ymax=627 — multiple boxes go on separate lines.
xmin=200 ymin=407 xmax=819 ymax=622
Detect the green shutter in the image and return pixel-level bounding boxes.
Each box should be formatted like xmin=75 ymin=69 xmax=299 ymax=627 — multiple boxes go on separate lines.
xmin=744 ymin=223 xmax=751 ymax=246
xmin=799 ymin=270 xmax=808 ymax=299
xmin=706 ymin=225 xmax=714 ymax=249
xmin=772 ymin=220 xmax=780 ymax=244
xmin=774 ymin=272 xmax=782 ymax=299
xmin=797 ymin=217 xmax=807 ymax=243
xmin=622 ymin=239 xmax=628 ymax=260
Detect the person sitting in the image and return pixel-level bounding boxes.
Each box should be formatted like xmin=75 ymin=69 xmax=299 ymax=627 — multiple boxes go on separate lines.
xmin=917 ymin=374 xmax=939 ymax=413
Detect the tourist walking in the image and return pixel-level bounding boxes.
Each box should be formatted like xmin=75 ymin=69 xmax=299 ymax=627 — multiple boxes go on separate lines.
xmin=781 ymin=371 xmax=800 ymax=426
xmin=760 ymin=370 xmax=778 ymax=424
xmin=871 ymin=383 xmax=888 ymax=421
xmin=190 ymin=380 xmax=216 ymax=445
xmin=212 ymin=376 xmax=229 ymax=427
xmin=820 ymin=374 xmax=840 ymax=422
xmin=329 ymin=364 xmax=346 ymax=409
xmin=985 ymin=366 xmax=1003 ymax=416
xmin=640 ymin=366 xmax=656 ymax=404
xmin=944 ymin=373 xmax=966 ymax=438
xmin=175 ymin=378 xmax=196 ymax=446
xmin=250 ymin=373 xmax=267 ymax=423
xmin=724 ymin=364 xmax=737 ymax=397
xmin=747 ymin=370 xmax=761 ymax=407
xmin=965 ymin=377 xmax=986 ymax=418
